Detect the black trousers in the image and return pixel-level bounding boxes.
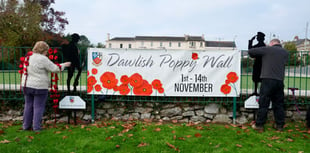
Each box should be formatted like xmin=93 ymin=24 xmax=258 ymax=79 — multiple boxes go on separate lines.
xmin=256 ymin=79 xmax=285 ymax=127
xmin=307 ymin=106 xmax=310 ymax=128
xmin=67 ymin=65 xmax=82 ymax=92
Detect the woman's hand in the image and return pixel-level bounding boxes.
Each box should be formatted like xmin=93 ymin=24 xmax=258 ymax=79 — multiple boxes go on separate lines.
xmin=63 ymin=62 xmax=71 ymax=67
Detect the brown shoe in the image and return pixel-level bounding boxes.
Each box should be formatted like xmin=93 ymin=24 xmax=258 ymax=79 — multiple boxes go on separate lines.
xmin=252 ymin=124 xmax=264 ymax=132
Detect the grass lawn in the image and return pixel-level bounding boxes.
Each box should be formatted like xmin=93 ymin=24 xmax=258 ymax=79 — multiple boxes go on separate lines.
xmin=1 ymin=120 xmax=309 ymax=153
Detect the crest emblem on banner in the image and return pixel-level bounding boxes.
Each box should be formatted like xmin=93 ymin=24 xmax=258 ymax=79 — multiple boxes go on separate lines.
xmin=92 ymin=52 xmax=102 ymax=66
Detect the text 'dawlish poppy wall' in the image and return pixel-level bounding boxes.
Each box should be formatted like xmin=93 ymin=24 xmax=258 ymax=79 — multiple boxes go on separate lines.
xmin=87 ymin=49 xmax=241 ymax=97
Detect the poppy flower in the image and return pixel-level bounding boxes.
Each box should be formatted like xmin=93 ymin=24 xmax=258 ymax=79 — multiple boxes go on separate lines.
xmin=158 ymin=87 xmax=164 ymax=94
xmin=120 ymin=75 xmax=130 ymax=84
xmin=87 ymin=76 xmax=97 ymax=86
xmin=100 ymin=72 xmax=118 ymax=89
xmin=26 ymin=51 xmax=33 ymax=56
xmin=20 ymin=57 xmax=25 ymax=62
xmin=118 ymin=84 xmax=130 ymax=95
xmin=133 ymin=80 xmax=153 ymax=96
xmin=226 ymin=72 xmax=238 ymax=83
xmin=53 ymin=48 xmax=58 ymax=54
xmin=192 ymin=53 xmax=199 ymax=60
xmin=48 ymin=48 xmax=53 ymax=54
xmin=87 ymin=85 xmax=93 ymax=93
xmin=221 ymin=84 xmax=231 ymax=94
xmin=49 ymin=55 xmax=54 ymax=60
xmin=94 ymin=84 xmax=102 ymax=92
xmin=53 ymin=99 xmax=59 ymax=103
xmin=129 ymin=73 xmax=143 ymax=88
xmin=91 ymin=68 xmax=98 ymax=75
xmin=151 ymin=79 xmax=162 ymax=89
xmin=113 ymin=86 xmax=119 ymax=92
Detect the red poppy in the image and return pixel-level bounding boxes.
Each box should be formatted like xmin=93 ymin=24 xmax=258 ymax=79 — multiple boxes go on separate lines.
xmin=151 ymin=79 xmax=162 ymax=90
xmin=20 ymin=57 xmax=25 ymax=62
xmin=24 ymin=61 xmax=29 ymax=66
xmin=87 ymin=76 xmax=97 ymax=86
xmin=53 ymin=99 xmax=59 ymax=104
xmin=87 ymin=70 xmax=90 ymax=76
xmin=94 ymin=84 xmax=102 ymax=92
xmin=87 ymin=85 xmax=93 ymax=93
xmin=49 ymin=55 xmax=54 ymax=60
xmin=226 ymin=72 xmax=238 ymax=83
xmin=221 ymin=84 xmax=231 ymax=94
xmin=133 ymin=80 xmax=153 ymax=96
xmin=100 ymin=72 xmax=118 ymax=89
xmin=192 ymin=53 xmax=199 ymax=60
xmin=158 ymin=87 xmax=164 ymax=94
xmin=129 ymin=73 xmax=143 ymax=88
xmin=26 ymin=51 xmax=33 ymax=56
xmin=48 ymin=48 xmax=53 ymax=54
xmin=120 ymin=75 xmax=130 ymax=84
xmin=54 ymin=55 xmax=58 ymax=60
xmin=118 ymin=84 xmax=130 ymax=95
xmin=113 ymin=86 xmax=119 ymax=92
xmin=53 ymin=48 xmax=58 ymax=54
xmin=91 ymin=68 xmax=98 ymax=75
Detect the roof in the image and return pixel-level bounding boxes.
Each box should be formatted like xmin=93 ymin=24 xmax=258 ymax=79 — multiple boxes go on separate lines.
xmin=109 ymin=37 xmax=135 ymax=41
xmin=205 ymin=41 xmax=236 ymax=47
xmin=292 ymin=39 xmax=310 ymax=46
xmin=109 ymin=35 xmax=205 ymax=42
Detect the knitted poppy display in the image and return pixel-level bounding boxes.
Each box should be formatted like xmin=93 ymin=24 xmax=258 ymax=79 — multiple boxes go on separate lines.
xmin=18 ymin=51 xmax=33 ymax=90
xmin=48 ymin=48 xmax=61 ymax=123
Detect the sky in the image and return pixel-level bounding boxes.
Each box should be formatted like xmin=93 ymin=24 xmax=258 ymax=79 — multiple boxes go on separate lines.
xmin=53 ymin=0 xmax=310 ymax=50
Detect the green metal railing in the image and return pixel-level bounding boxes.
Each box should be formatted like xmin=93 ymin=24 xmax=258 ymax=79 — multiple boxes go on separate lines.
xmin=1 ymin=47 xmax=309 ymax=106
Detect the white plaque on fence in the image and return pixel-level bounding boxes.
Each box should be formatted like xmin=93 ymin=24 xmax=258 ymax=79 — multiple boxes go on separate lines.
xmin=59 ymin=96 xmax=86 ymax=109
xmin=244 ymin=95 xmax=272 ymax=109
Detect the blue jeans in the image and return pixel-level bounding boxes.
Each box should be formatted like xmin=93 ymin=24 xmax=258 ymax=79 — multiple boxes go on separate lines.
xmin=256 ymin=79 xmax=285 ymax=127
xmin=23 ymin=87 xmax=48 ymax=131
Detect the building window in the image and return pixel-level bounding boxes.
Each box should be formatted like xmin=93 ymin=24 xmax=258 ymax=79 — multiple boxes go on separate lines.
xmin=129 ymin=44 xmax=132 ymax=48
xmin=141 ymin=41 xmax=144 ymax=47
xmin=200 ymin=42 xmax=203 ymax=47
xmin=160 ymin=42 xmax=163 ymax=47
xmin=151 ymin=42 xmax=153 ymax=47
xmin=120 ymin=44 xmax=123 ymax=48
xmin=109 ymin=43 xmax=111 ymax=48
xmin=178 ymin=42 xmax=181 ymax=47
xmin=169 ymin=42 xmax=172 ymax=47
xmin=190 ymin=41 xmax=195 ymax=48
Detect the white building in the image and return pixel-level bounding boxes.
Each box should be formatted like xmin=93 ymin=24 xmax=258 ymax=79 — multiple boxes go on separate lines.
xmin=105 ymin=34 xmax=236 ymax=50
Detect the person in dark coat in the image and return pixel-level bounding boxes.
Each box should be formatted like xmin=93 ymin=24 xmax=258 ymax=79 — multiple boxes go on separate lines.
xmin=62 ymin=33 xmax=82 ymax=92
xmin=249 ymin=39 xmax=288 ymax=132
xmin=248 ymin=32 xmax=266 ymax=96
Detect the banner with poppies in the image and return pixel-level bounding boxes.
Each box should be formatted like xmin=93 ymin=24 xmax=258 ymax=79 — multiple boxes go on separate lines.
xmin=87 ymin=48 xmax=241 ymax=97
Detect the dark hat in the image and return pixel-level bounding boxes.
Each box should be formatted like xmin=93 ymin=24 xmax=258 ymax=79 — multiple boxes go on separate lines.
xmin=71 ymin=33 xmax=80 ymax=40
xmin=257 ymin=32 xmax=265 ymax=37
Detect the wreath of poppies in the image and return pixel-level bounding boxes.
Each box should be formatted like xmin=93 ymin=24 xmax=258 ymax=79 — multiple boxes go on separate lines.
xmin=18 ymin=51 xmax=33 ymax=90
xmin=48 ymin=48 xmax=61 ymax=121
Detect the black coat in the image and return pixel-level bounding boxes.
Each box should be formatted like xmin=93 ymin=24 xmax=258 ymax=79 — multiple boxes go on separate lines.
xmin=248 ymin=41 xmax=266 ymax=82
